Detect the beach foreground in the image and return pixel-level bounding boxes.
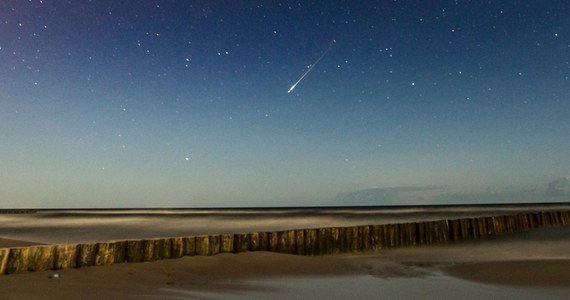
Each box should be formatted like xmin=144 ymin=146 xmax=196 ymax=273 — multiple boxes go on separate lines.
xmin=1 ymin=224 xmax=570 ymax=299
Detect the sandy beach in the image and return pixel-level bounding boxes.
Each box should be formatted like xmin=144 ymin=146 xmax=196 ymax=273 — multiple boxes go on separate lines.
xmin=1 ymin=206 xmax=569 ymax=299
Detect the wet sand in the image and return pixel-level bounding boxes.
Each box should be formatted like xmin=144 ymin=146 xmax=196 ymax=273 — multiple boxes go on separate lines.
xmin=1 ymin=236 xmax=569 ymax=299
xmin=1 ymin=207 xmax=569 ymax=299
xmin=443 ymin=260 xmax=570 ymax=287
xmin=0 ymin=238 xmax=43 ymax=248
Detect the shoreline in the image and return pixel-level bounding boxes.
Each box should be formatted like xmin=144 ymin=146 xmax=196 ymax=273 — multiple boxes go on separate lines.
xmin=1 ymin=208 xmax=569 ymax=299
xmin=441 ymin=259 xmax=570 ymax=287
xmin=1 ymin=248 xmax=569 ymax=299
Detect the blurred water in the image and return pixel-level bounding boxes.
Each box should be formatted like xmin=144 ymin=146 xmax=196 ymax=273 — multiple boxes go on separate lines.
xmin=155 ymin=274 xmax=570 ymax=300
xmin=1 ymin=204 xmax=569 ymax=244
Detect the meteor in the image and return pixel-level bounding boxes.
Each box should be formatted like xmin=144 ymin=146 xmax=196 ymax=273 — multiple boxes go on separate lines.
xmin=287 ymin=41 xmax=334 ymax=93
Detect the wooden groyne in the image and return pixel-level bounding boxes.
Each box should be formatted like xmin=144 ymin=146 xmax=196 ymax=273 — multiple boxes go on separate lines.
xmin=1 ymin=210 xmax=569 ymax=275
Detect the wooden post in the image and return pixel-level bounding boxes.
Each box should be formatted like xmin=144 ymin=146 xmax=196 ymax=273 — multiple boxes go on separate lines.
xmin=448 ymin=219 xmax=460 ymax=241
xmin=183 ymin=237 xmax=196 ymax=256
xmin=113 ymin=241 xmax=127 ymax=263
xmin=160 ymin=238 xmax=172 ymax=259
xmin=258 ymin=232 xmax=269 ymax=251
xmin=77 ymin=243 xmax=98 ymax=267
xmin=220 ymin=234 xmax=234 ymax=253
xmin=268 ymin=232 xmax=278 ymax=252
xmin=467 ymin=218 xmax=477 ymax=238
xmin=494 ymin=216 xmax=505 ymax=234
xmin=95 ymin=242 xmax=115 ymax=266
xmin=409 ymin=222 xmax=418 ymax=246
xmin=295 ymin=230 xmax=305 ymax=255
xmin=459 ymin=219 xmax=471 ymax=239
xmin=339 ymin=227 xmax=351 ymax=252
xmin=369 ymin=225 xmax=382 ymax=250
xmin=317 ymin=228 xmax=329 ymax=255
xmin=0 ymin=248 xmax=10 ymax=274
xmin=360 ymin=226 xmax=371 ymax=251
xmin=142 ymin=239 xmax=157 ymax=262
xmin=54 ymin=244 xmax=78 ymax=270
xmin=304 ymin=229 xmax=318 ymax=256
xmin=234 ymin=233 xmax=249 ymax=253
xmin=276 ymin=230 xmax=295 ymax=254
xmin=541 ymin=212 xmax=551 ymax=226
xmin=526 ymin=213 xmax=537 ymax=229
xmin=126 ymin=240 xmax=144 ymax=263
xmin=415 ymin=222 xmax=427 ymax=245
xmin=437 ymin=220 xmax=449 ymax=243
xmin=331 ymin=227 xmax=341 ymax=254
xmin=195 ymin=236 xmax=210 ymax=256
xmin=249 ymin=232 xmax=260 ymax=251
xmin=5 ymin=248 xmax=30 ymax=274
xmin=210 ymin=235 xmax=221 ymax=256
xmin=484 ymin=217 xmax=495 ymax=235
xmin=388 ymin=224 xmax=400 ymax=248
xmin=561 ymin=211 xmax=570 ymax=224
xmin=27 ymin=245 xmax=55 ymax=272
xmin=171 ymin=237 xmax=184 ymax=258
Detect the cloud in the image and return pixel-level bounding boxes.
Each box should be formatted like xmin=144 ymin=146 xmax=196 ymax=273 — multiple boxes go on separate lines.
xmin=333 ymin=178 xmax=570 ymax=206
xmin=333 ymin=186 xmax=446 ymax=206
xmin=546 ymin=176 xmax=570 ymax=196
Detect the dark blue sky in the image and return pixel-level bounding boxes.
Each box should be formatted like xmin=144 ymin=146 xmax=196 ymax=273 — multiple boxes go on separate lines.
xmin=1 ymin=1 xmax=569 ymax=207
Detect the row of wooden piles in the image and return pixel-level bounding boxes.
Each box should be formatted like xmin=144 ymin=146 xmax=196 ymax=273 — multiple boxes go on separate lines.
xmin=1 ymin=210 xmax=569 ymax=275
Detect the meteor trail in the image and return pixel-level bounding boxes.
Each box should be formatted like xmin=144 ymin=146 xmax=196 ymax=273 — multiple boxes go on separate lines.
xmin=287 ymin=42 xmax=334 ymax=93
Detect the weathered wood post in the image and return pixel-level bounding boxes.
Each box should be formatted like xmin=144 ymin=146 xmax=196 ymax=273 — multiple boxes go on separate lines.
xmin=459 ymin=219 xmax=471 ymax=240
xmin=340 ymin=227 xmax=352 ymax=252
xmin=484 ymin=217 xmax=495 ymax=235
xmin=95 ymin=242 xmax=116 ymax=266
xmin=304 ymin=229 xmax=318 ymax=256
xmin=276 ymin=230 xmax=296 ymax=254
xmin=436 ymin=220 xmax=450 ymax=243
xmin=562 ymin=211 xmax=570 ymax=224
xmin=399 ymin=223 xmax=409 ymax=247
xmin=0 ymin=248 xmax=10 ymax=274
xmin=258 ymin=232 xmax=269 ymax=251
xmin=448 ymin=219 xmax=460 ymax=241
xmin=317 ymin=228 xmax=330 ymax=255
xmin=249 ymin=232 xmax=260 ymax=251
xmin=220 ymin=234 xmax=234 ymax=253
xmin=416 ymin=222 xmax=426 ymax=245
xmin=28 ymin=245 xmax=55 ymax=272
xmin=387 ymin=224 xmax=399 ymax=248
xmin=54 ymin=244 xmax=78 ymax=269
xmin=268 ymin=232 xmax=278 ymax=252
xmin=126 ymin=240 xmax=144 ymax=263
xmin=5 ymin=248 xmax=30 ymax=274
xmin=113 ymin=241 xmax=127 ymax=263
xmin=493 ymin=216 xmax=506 ymax=234
xmin=369 ymin=225 xmax=382 ymax=250
xmin=161 ymin=238 xmax=173 ymax=259
xmin=360 ymin=226 xmax=371 ymax=251
xmin=331 ymin=227 xmax=342 ymax=254
xmin=77 ymin=243 xmax=98 ymax=267
xmin=142 ymin=239 xmax=158 ymax=262
xmin=234 ymin=233 xmax=249 ymax=253
xmin=209 ymin=235 xmax=221 ymax=256
xmin=195 ymin=236 xmax=211 ymax=256
xmin=295 ymin=230 xmax=305 ymax=255
xmin=171 ymin=237 xmax=184 ymax=258
xmin=182 ymin=236 xmax=196 ymax=256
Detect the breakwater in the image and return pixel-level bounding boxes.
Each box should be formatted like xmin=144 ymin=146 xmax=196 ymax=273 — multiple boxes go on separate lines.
xmin=1 ymin=210 xmax=569 ymax=275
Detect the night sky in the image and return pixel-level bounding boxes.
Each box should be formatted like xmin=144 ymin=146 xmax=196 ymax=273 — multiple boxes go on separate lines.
xmin=1 ymin=1 xmax=569 ymax=208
